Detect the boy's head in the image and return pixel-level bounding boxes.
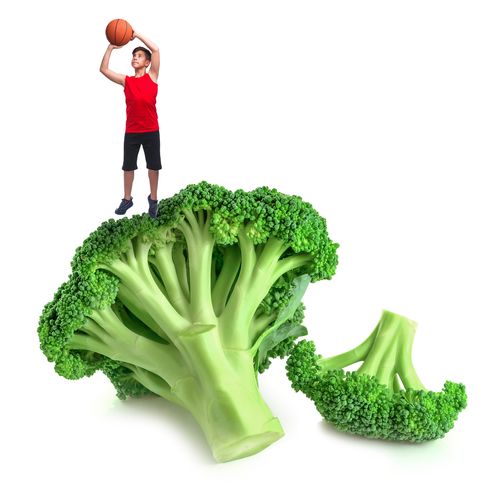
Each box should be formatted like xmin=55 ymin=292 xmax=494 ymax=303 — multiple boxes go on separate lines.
xmin=131 ymin=46 xmax=152 ymax=70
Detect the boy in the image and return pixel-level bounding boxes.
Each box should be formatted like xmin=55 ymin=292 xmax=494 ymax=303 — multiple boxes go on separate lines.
xmin=100 ymin=29 xmax=161 ymax=218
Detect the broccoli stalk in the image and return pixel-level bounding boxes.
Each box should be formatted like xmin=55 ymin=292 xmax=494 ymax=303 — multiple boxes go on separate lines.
xmin=286 ymin=310 xmax=467 ymax=442
xmin=317 ymin=311 xmax=425 ymax=391
xmin=69 ymin=305 xmax=284 ymax=461
xmin=39 ymin=182 xmax=338 ymax=462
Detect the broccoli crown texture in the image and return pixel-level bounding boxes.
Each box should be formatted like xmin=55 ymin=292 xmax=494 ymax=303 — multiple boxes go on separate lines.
xmin=38 ymin=181 xmax=338 ymax=462
xmin=286 ymin=310 xmax=467 ymax=442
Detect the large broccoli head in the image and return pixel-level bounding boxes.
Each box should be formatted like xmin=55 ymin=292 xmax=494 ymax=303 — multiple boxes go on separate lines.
xmin=38 ymin=181 xmax=339 ymax=462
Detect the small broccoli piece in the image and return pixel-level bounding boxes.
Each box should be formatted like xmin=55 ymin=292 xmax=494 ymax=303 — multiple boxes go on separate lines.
xmin=38 ymin=181 xmax=338 ymax=462
xmin=286 ymin=310 xmax=467 ymax=442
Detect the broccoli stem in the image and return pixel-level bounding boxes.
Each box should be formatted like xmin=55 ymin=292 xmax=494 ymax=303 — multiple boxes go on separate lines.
xmin=70 ymin=308 xmax=191 ymax=387
xmin=178 ymin=210 xmax=216 ymax=324
xmin=171 ymin=243 xmax=190 ymax=298
xmin=271 ymin=254 xmax=313 ymax=283
xmin=101 ymin=242 xmax=191 ymax=336
xmin=72 ymin=316 xmax=284 ymax=462
xmin=186 ymin=239 xmax=216 ymax=323
xmin=116 ymin=284 xmax=168 ymax=338
xmin=173 ymin=332 xmax=284 ymax=462
xmin=123 ymin=364 xmax=188 ymax=408
xmin=212 ymin=245 xmax=241 ymax=316
xmin=251 ymin=312 xmax=278 ymax=338
xmin=317 ymin=326 xmax=378 ymax=371
xmin=396 ymin=323 xmax=426 ymax=390
xmin=221 ymin=235 xmax=295 ymax=348
xmin=317 ymin=310 xmax=427 ymax=393
xmin=392 ymin=373 xmax=402 ymax=392
xmin=149 ymin=243 xmax=190 ymax=318
xmin=357 ymin=313 xmax=402 ymax=387
xmin=131 ymin=320 xmax=284 ymax=462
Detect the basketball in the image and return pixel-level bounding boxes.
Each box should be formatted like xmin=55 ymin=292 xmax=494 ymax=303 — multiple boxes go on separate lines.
xmin=105 ymin=19 xmax=133 ymax=46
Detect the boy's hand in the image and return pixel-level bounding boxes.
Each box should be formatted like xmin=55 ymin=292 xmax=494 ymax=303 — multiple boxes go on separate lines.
xmin=130 ymin=28 xmax=137 ymax=40
xmin=108 ymin=43 xmax=122 ymax=50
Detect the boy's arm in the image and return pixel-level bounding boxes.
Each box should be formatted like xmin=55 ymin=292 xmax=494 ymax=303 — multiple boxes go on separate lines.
xmin=100 ymin=45 xmax=126 ymax=86
xmin=132 ymin=31 xmax=160 ymax=81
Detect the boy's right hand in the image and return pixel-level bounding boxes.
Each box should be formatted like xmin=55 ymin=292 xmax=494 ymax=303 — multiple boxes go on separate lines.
xmin=108 ymin=43 xmax=122 ymax=50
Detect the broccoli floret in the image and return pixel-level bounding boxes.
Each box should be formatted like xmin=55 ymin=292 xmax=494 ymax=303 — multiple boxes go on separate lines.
xmin=286 ymin=310 xmax=467 ymax=442
xmin=38 ymin=181 xmax=338 ymax=462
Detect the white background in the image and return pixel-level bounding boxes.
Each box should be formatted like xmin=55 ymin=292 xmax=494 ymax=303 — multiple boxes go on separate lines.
xmin=1 ymin=1 xmax=498 ymax=498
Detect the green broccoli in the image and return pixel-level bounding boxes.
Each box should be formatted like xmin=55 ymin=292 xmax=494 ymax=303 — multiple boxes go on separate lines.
xmin=38 ymin=181 xmax=338 ymax=462
xmin=286 ymin=310 xmax=467 ymax=442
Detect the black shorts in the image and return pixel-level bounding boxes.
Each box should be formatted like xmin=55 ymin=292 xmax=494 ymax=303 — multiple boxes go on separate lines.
xmin=122 ymin=130 xmax=162 ymax=171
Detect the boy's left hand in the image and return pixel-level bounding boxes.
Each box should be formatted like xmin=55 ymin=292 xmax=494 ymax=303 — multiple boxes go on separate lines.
xmin=130 ymin=29 xmax=137 ymax=40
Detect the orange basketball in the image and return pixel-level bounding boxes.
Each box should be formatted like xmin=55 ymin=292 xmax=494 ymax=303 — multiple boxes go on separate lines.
xmin=105 ymin=19 xmax=133 ymax=46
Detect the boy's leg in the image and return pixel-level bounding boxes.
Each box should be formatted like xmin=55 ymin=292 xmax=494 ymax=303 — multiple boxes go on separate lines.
xmin=122 ymin=133 xmax=140 ymax=198
xmin=143 ymin=130 xmax=162 ymax=201
xmin=124 ymin=171 xmax=135 ymax=200
xmin=116 ymin=133 xmax=140 ymax=215
xmin=147 ymin=171 xmax=159 ymax=218
xmin=143 ymin=130 xmax=162 ymax=218
xmin=148 ymin=169 xmax=159 ymax=200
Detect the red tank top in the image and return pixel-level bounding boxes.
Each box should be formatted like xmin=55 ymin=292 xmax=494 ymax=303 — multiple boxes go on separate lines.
xmin=124 ymin=73 xmax=159 ymax=133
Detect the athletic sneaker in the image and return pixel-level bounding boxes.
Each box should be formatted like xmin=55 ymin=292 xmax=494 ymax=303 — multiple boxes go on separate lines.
xmin=115 ymin=198 xmax=133 ymax=215
xmin=148 ymin=194 xmax=158 ymax=218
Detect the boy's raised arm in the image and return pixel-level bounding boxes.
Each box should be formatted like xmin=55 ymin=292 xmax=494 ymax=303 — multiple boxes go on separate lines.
xmin=132 ymin=30 xmax=160 ymax=81
xmin=100 ymin=44 xmax=126 ymax=86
